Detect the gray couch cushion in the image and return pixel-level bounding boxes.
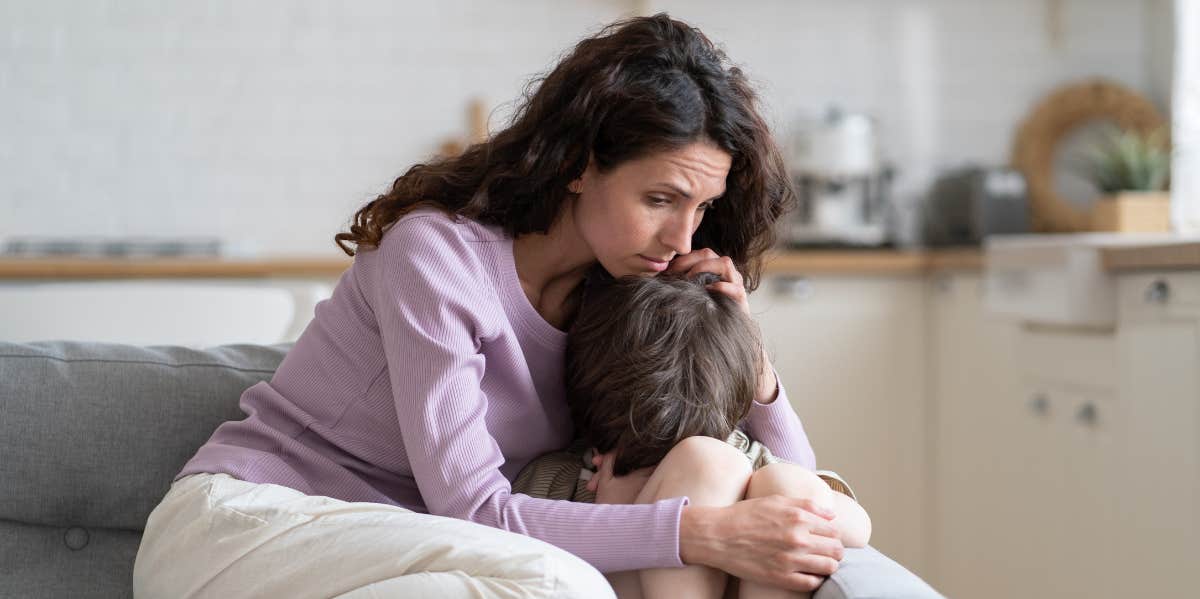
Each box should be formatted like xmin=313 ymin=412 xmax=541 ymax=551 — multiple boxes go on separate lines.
xmin=817 ymin=547 xmax=944 ymax=599
xmin=0 ymin=341 xmax=290 ymax=530
xmin=0 ymin=341 xmax=289 ymax=599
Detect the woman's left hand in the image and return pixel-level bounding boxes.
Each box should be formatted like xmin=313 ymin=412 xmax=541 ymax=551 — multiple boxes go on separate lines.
xmin=666 ymin=248 xmax=780 ymax=403
xmin=664 ymin=248 xmax=749 ymax=315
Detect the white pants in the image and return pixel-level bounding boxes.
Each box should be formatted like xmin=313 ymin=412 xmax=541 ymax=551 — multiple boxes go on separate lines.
xmin=132 ymin=473 xmax=615 ymax=599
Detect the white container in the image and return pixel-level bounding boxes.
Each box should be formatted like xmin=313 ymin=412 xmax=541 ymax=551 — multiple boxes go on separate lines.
xmin=791 ymin=110 xmax=879 ymax=177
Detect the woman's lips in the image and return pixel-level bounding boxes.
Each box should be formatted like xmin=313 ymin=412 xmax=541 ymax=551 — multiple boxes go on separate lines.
xmin=639 ymin=255 xmax=670 ymax=272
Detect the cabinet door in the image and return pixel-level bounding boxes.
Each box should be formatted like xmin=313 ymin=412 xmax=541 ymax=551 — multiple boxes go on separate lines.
xmin=929 ymin=273 xmax=1031 ymax=599
xmin=1047 ymin=385 xmax=1122 ymax=598
xmin=750 ymin=274 xmax=929 ymax=575
xmin=1112 ymin=316 xmax=1200 ymax=596
xmin=931 ymin=273 xmax=1127 ymax=599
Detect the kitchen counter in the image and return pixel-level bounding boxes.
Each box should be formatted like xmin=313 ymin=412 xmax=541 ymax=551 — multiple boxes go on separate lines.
xmin=1101 ymin=241 xmax=1200 ymax=271
xmin=5 ymin=242 xmax=1199 ymax=280
xmin=764 ymin=248 xmax=983 ymax=274
xmin=0 ymin=250 xmax=985 ymax=280
xmin=0 ymin=257 xmax=355 ymax=279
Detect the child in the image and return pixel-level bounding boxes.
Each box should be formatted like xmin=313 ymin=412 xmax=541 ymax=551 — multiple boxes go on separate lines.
xmin=512 ymin=271 xmax=872 ymax=597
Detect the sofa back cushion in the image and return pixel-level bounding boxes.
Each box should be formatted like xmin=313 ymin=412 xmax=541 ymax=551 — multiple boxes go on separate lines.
xmin=0 ymin=341 xmax=289 ymax=531
xmin=1 ymin=341 xmax=289 ymax=598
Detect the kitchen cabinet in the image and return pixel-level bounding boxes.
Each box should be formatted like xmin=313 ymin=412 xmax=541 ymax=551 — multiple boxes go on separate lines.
xmin=1011 ymin=379 xmax=1122 ymax=598
xmin=927 ymin=273 xmax=1028 ymax=598
xmin=930 ymin=271 xmax=1200 ymax=598
xmin=0 ymin=278 xmax=336 ymax=345
xmin=0 ymin=257 xmax=347 ymax=345
xmin=750 ymin=274 xmax=930 ymax=577
xmin=1109 ymin=272 xmax=1200 ymax=597
xmin=1012 ymin=324 xmax=1122 ymax=597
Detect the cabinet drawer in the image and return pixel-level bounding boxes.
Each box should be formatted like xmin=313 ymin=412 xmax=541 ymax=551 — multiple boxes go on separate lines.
xmin=1118 ymin=272 xmax=1200 ymax=321
xmin=1016 ymin=326 xmax=1117 ymax=390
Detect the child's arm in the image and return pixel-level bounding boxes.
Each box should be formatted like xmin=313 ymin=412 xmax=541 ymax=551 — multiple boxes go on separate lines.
xmin=586 ymin=450 xmax=656 ymax=505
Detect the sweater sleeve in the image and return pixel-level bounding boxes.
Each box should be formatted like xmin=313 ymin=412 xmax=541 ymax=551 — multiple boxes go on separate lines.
xmin=366 ymin=217 xmax=689 ymax=573
xmin=742 ymin=368 xmax=818 ymax=470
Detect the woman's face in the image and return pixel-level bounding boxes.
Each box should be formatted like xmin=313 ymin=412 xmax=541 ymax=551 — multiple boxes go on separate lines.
xmin=571 ymin=140 xmax=732 ymax=278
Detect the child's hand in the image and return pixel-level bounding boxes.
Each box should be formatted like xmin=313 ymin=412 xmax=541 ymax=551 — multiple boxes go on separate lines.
xmin=587 ymin=450 xmax=656 ymax=504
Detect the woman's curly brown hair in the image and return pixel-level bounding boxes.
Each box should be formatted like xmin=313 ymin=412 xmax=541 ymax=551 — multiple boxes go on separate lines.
xmin=334 ymin=12 xmax=795 ymax=291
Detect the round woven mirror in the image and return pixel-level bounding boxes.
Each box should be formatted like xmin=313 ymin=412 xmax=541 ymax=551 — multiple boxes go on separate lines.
xmin=1011 ymin=79 xmax=1165 ymax=232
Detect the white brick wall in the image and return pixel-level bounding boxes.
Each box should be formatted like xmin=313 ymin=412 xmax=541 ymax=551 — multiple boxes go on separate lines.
xmin=0 ymin=0 xmax=1171 ymax=255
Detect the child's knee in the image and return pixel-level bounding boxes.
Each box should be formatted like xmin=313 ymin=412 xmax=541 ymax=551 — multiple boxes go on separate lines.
xmin=666 ymin=436 xmax=752 ymax=477
xmin=747 ymin=463 xmax=835 ymax=509
xmin=651 ymin=436 xmax=753 ymax=498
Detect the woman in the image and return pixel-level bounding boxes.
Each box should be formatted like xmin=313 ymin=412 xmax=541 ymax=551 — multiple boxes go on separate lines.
xmin=133 ymin=13 xmax=844 ymax=599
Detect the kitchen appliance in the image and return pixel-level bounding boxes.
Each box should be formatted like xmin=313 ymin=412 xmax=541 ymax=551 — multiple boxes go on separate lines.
xmin=785 ymin=108 xmax=896 ymax=247
xmin=923 ymin=166 xmax=1031 ymax=246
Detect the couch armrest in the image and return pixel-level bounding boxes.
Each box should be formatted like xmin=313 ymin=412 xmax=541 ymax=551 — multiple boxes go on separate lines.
xmin=816 ymin=546 xmax=944 ymax=599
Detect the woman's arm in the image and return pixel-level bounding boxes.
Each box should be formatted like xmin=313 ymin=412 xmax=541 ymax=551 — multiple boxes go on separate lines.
xmin=364 ymin=216 xmax=691 ymax=573
xmin=741 ymin=367 xmax=818 ymax=469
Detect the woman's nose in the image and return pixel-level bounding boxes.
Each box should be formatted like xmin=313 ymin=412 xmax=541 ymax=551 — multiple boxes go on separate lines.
xmin=659 ymin=213 xmax=694 ymax=256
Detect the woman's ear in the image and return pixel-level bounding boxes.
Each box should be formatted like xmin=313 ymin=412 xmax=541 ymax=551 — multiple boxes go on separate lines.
xmin=568 ymin=154 xmax=596 ymax=194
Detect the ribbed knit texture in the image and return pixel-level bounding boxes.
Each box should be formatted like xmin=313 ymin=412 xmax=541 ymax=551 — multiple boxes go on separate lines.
xmin=177 ymin=208 xmax=817 ymax=573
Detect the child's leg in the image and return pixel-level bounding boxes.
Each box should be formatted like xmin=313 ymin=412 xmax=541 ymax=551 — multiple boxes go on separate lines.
xmin=604 ymin=571 xmax=644 ymax=599
xmin=630 ymin=436 xmax=755 ymax=599
xmin=736 ymin=463 xmax=862 ymax=599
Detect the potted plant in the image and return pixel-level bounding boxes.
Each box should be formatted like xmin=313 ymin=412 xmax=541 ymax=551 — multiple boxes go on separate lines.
xmin=1076 ymin=124 xmax=1172 ymax=232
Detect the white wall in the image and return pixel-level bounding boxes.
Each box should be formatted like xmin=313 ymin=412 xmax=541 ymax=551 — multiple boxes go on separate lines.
xmin=0 ymin=0 xmax=1172 ymax=255
xmin=648 ymin=0 xmax=1171 ymax=231
xmin=1172 ymin=0 xmax=1200 ymax=233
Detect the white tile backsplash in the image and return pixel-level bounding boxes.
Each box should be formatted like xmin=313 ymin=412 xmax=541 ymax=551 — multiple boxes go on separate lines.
xmin=0 ymin=0 xmax=1172 ymax=255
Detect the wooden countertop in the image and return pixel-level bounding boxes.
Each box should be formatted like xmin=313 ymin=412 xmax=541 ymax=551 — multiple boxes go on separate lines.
xmin=0 ymin=256 xmax=355 ymax=279
xmin=1101 ymin=242 xmax=1200 ymax=271
xmin=763 ymin=248 xmax=983 ymax=274
xmin=6 ymin=243 xmax=1197 ymax=279
xmin=0 ymin=249 xmax=985 ymax=280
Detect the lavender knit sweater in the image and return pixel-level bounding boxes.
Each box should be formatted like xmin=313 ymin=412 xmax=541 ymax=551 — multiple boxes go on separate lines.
xmin=177 ymin=208 xmax=817 ymax=572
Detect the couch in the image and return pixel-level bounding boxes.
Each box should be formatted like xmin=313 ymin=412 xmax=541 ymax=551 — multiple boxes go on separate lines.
xmin=0 ymin=340 xmax=944 ymax=598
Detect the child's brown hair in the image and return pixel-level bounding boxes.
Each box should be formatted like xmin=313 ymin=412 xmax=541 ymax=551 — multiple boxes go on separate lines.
xmin=566 ymin=272 xmax=763 ymax=476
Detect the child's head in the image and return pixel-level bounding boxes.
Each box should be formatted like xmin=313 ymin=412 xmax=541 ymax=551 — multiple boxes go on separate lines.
xmin=566 ymin=272 xmax=763 ymax=476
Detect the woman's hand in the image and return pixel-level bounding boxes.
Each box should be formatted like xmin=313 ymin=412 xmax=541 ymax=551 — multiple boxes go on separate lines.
xmin=665 ymin=248 xmax=779 ymax=403
xmin=680 ymin=496 xmax=846 ymax=592
xmin=586 ymin=450 xmax=655 ymax=504
xmin=665 ymin=248 xmax=749 ymax=315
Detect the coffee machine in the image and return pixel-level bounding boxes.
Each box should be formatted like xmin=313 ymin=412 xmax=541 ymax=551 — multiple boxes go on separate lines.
xmin=785 ymin=108 xmax=896 ymax=247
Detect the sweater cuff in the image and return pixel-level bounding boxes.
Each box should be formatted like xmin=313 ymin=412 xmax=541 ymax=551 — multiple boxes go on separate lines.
xmin=751 ymin=366 xmax=788 ymax=408
xmin=657 ymin=495 xmax=690 ymax=569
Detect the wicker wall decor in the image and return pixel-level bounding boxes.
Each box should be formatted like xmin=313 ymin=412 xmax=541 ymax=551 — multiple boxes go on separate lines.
xmin=1010 ymin=79 xmax=1166 ymax=232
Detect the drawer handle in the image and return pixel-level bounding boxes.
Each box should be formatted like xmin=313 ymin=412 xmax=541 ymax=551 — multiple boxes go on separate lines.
xmin=1076 ymin=402 xmax=1098 ymax=425
xmin=1144 ymin=279 xmax=1171 ymax=304
xmin=1027 ymin=393 xmax=1049 ymax=415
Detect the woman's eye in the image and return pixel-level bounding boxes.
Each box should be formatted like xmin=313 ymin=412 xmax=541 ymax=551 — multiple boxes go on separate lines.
xmin=697 ymin=202 xmax=712 ymax=211
xmin=648 ymin=196 xmax=671 ymax=206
